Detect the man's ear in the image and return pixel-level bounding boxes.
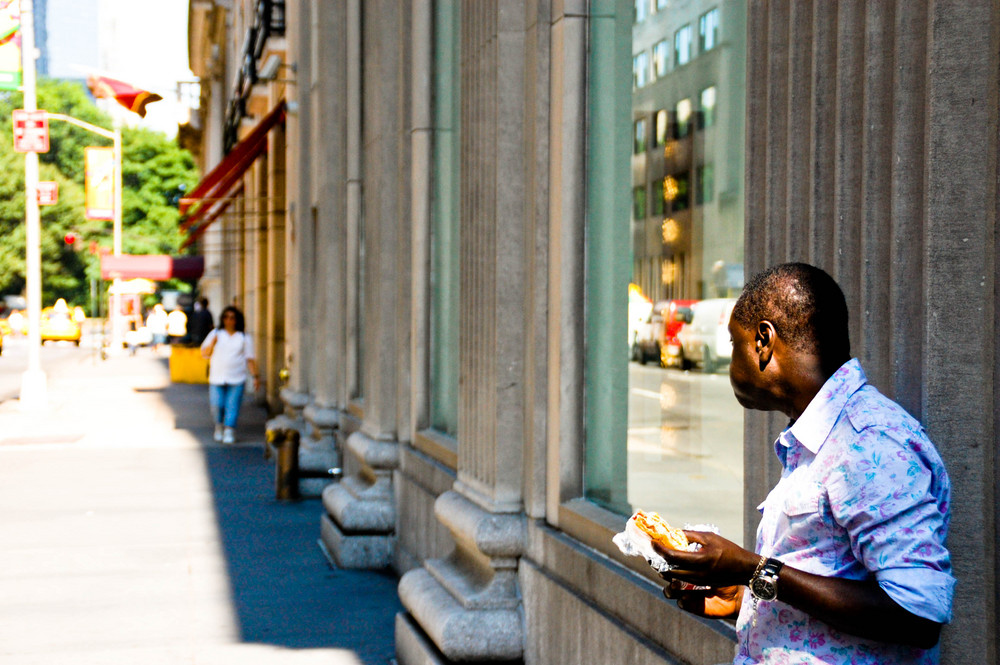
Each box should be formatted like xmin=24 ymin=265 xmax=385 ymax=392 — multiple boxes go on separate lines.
xmin=756 ymin=321 xmax=776 ymax=369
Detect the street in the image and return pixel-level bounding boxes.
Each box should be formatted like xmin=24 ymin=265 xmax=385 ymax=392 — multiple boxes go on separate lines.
xmin=628 ymin=361 xmax=744 ymax=540
xmin=0 ymin=333 xmax=400 ymax=664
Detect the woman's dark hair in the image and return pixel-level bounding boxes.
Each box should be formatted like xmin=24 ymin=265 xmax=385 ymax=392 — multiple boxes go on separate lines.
xmin=218 ymin=305 xmax=245 ymax=333
xmin=732 ymin=262 xmax=850 ymax=369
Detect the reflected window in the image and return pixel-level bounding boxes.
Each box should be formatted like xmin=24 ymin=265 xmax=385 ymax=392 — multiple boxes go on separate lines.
xmin=699 ymin=8 xmax=720 ymax=53
xmin=653 ymin=40 xmax=670 ymax=79
xmin=665 ymin=172 xmax=689 ymax=212
xmin=654 ymin=109 xmax=669 ymax=146
xmin=633 ymin=51 xmax=650 ymax=89
xmin=696 ymin=163 xmax=715 ymax=205
xmin=652 ymin=179 xmax=665 ymax=216
xmin=633 ymin=185 xmax=647 ymax=220
xmin=675 ymin=98 xmax=692 ymax=139
xmin=634 ymin=117 xmax=647 ymax=154
xmin=634 ymin=0 xmax=649 ymax=23
xmin=674 ymin=24 xmax=693 ymax=67
xmin=586 ymin=2 xmax=747 ymax=539
xmin=700 ymin=85 xmax=716 ymax=129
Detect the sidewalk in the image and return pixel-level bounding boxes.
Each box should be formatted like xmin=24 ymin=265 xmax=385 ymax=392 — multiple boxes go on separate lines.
xmin=0 ymin=346 xmax=401 ymax=664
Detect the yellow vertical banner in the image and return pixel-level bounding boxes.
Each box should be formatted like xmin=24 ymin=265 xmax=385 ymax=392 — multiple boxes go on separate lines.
xmin=85 ymin=147 xmax=115 ymax=220
xmin=0 ymin=0 xmax=21 ymax=91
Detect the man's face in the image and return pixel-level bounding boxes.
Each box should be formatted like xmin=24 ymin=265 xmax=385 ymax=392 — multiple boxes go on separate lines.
xmin=728 ymin=315 xmax=765 ymax=410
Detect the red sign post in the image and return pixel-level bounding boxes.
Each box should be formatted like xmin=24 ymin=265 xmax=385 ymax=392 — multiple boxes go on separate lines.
xmin=12 ymin=109 xmax=50 ymax=153
xmin=37 ymin=181 xmax=58 ymax=205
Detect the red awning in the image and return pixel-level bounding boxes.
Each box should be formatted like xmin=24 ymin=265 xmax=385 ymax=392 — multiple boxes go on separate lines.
xmin=178 ymin=101 xmax=286 ymax=243
xmin=100 ymin=255 xmax=205 ymax=281
xmin=181 ymin=184 xmax=241 ymax=249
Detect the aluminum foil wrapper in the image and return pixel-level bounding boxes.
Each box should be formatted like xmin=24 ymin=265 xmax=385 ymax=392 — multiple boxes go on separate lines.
xmin=612 ymin=512 xmax=719 ymax=575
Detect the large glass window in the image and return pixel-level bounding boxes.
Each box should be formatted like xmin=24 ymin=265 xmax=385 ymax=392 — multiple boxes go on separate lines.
xmin=586 ymin=1 xmax=747 ymax=540
xmin=429 ymin=0 xmax=460 ymax=435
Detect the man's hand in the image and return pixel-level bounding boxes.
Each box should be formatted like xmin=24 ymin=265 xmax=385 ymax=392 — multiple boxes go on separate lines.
xmin=661 ymin=578 xmax=742 ymax=619
xmin=654 ymin=532 xmax=944 ymax=649
xmin=653 ymin=530 xmax=760 ymax=588
xmin=653 ymin=530 xmax=757 ymax=620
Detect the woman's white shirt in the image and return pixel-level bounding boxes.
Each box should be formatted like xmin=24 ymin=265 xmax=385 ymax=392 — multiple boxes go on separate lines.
xmin=202 ymin=329 xmax=255 ymax=385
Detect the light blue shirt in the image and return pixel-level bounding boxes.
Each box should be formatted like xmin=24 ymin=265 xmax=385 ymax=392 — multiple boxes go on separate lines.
xmin=734 ymin=359 xmax=955 ymax=665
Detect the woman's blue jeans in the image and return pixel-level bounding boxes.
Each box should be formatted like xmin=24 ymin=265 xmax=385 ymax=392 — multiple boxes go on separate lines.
xmin=209 ymin=383 xmax=245 ymax=428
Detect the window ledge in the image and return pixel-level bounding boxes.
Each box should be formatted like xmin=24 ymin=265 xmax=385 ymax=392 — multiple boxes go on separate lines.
xmin=414 ymin=428 xmax=458 ymax=470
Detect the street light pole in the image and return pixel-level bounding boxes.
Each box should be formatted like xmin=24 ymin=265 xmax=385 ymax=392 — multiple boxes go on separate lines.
xmin=45 ymin=114 xmax=125 ymax=350
xmin=19 ymin=0 xmax=45 ymax=409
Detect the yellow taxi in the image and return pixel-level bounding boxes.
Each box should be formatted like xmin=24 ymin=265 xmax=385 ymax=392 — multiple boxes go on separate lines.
xmin=40 ymin=304 xmax=82 ymax=345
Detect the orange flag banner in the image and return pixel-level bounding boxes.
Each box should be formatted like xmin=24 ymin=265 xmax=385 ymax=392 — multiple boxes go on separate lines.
xmin=87 ymin=75 xmax=163 ymax=118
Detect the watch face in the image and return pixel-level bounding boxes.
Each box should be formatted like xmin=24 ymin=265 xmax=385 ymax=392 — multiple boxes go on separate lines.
xmin=750 ymin=576 xmax=777 ymax=601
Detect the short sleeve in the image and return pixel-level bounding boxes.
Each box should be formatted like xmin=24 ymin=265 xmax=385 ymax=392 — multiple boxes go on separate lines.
xmin=200 ymin=329 xmax=216 ymax=353
xmin=826 ymin=427 xmax=954 ymax=623
xmin=243 ymin=333 xmax=255 ymax=360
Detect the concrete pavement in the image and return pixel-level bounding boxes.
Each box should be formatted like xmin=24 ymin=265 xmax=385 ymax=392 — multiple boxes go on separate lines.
xmin=0 ymin=341 xmax=401 ymax=664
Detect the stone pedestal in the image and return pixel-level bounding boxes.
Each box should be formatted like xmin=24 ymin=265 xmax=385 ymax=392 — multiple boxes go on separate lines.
xmin=397 ymin=489 xmax=525 ymax=663
xmin=320 ymin=430 xmax=399 ymax=568
xmin=301 ymin=403 xmax=341 ymax=495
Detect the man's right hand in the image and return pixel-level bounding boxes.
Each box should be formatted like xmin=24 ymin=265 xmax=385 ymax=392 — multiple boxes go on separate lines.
xmin=661 ymin=579 xmax=742 ymax=619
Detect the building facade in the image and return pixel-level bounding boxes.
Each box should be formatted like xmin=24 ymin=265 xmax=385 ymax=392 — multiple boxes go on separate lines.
xmin=185 ymin=1 xmax=998 ymax=663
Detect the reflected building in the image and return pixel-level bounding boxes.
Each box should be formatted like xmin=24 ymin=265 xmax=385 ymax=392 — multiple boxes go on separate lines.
xmin=630 ymin=0 xmax=745 ymax=301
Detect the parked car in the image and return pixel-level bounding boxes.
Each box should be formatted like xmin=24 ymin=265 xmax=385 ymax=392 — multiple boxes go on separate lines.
xmin=665 ymin=298 xmax=736 ymax=372
xmin=633 ymin=299 xmax=697 ymax=366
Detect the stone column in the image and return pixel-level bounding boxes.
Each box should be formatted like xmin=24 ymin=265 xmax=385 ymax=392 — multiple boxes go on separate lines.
xmin=743 ymin=1 xmax=998 ymax=660
xmin=397 ymin=1 xmax=530 ymax=661
xmin=298 ymin=0 xmax=349 ymax=490
xmin=320 ymin=0 xmax=408 ymax=569
xmin=272 ymin=0 xmax=312 ymax=432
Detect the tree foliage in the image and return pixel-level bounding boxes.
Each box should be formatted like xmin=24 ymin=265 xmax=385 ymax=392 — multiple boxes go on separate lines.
xmin=0 ymin=79 xmax=199 ymax=312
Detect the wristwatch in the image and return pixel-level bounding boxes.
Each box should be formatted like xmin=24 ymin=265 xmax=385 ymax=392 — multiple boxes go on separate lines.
xmin=749 ymin=557 xmax=784 ymax=602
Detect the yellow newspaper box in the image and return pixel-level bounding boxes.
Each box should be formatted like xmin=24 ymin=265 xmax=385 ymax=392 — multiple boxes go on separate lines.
xmin=169 ymin=345 xmax=209 ymax=384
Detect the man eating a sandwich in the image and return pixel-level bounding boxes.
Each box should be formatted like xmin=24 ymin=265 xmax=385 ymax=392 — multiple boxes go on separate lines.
xmin=654 ymin=263 xmax=954 ymax=665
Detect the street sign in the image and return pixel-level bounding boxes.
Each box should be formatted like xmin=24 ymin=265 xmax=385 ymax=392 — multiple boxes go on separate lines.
xmin=12 ymin=109 xmax=49 ymax=153
xmin=37 ymin=181 xmax=58 ymax=205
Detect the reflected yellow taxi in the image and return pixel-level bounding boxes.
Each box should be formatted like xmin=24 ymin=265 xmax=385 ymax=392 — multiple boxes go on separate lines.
xmin=40 ymin=307 xmax=82 ymax=345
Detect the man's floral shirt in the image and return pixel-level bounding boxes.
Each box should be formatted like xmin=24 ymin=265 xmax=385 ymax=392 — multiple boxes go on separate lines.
xmin=734 ymin=360 xmax=955 ymax=664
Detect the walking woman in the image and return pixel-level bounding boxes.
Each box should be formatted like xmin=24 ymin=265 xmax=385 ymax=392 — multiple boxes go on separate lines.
xmin=200 ymin=306 xmax=259 ymax=444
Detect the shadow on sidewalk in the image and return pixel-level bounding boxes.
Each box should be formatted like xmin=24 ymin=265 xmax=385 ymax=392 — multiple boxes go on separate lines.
xmin=155 ymin=373 xmax=404 ymax=662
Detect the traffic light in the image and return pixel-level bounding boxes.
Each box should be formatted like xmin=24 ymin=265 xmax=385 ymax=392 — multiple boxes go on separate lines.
xmin=64 ymin=232 xmax=77 ymax=245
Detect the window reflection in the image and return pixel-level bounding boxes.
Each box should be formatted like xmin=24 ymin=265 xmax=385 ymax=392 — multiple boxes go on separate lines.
xmin=674 ymin=24 xmax=692 ymax=66
xmin=587 ymin=1 xmax=746 ymax=542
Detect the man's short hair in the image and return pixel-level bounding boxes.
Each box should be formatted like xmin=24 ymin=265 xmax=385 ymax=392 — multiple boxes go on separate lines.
xmin=732 ymin=262 xmax=850 ymax=360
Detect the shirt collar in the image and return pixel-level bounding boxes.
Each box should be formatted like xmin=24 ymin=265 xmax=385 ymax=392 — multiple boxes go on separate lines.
xmin=776 ymin=358 xmax=867 ymax=456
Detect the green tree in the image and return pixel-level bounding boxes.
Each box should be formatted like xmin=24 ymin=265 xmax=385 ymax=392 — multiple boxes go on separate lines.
xmin=0 ymin=79 xmax=200 ymax=312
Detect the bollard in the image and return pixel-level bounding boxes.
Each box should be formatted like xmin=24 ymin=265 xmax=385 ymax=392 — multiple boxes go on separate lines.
xmin=265 ymin=426 xmax=342 ymax=500
xmin=273 ymin=428 xmax=301 ymax=501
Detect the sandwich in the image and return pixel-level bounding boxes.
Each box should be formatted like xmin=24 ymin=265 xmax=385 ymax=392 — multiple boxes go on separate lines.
xmin=632 ymin=510 xmax=689 ymax=551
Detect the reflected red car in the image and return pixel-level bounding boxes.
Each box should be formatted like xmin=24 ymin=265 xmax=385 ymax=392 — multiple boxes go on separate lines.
xmin=633 ymin=299 xmax=697 ymax=367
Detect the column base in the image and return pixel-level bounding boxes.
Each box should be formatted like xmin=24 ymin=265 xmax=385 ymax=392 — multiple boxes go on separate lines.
xmin=398 ymin=568 xmax=523 ymax=662
xmin=319 ymin=513 xmax=393 ymax=568
xmin=397 ymin=611 xmax=521 ymax=665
